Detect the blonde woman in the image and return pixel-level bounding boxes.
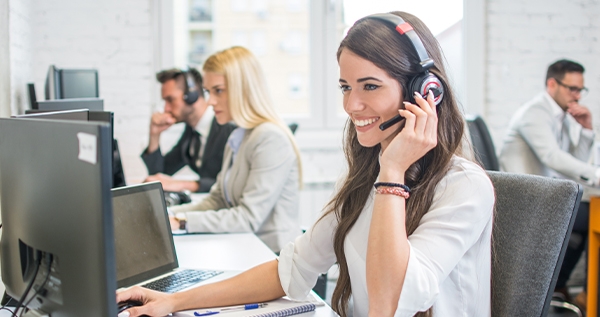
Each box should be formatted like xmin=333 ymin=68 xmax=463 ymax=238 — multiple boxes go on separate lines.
xmin=168 ymin=46 xmax=303 ymax=253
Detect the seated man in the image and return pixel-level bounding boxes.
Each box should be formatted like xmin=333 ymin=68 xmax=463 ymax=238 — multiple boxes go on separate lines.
xmin=499 ymin=59 xmax=597 ymax=311
xmin=142 ymin=68 xmax=235 ymax=192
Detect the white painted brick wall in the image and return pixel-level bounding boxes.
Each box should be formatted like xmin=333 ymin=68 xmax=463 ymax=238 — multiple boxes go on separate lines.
xmin=8 ymin=0 xmax=34 ymax=115
xmin=485 ymin=0 xmax=600 ymax=149
xmin=0 ymin=0 xmax=10 ymax=118
xmin=28 ymin=0 xmax=158 ymax=182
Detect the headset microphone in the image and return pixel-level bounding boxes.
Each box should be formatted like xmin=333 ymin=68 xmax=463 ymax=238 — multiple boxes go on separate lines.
xmin=363 ymin=13 xmax=444 ymax=131
xmin=379 ymin=115 xmax=404 ymax=131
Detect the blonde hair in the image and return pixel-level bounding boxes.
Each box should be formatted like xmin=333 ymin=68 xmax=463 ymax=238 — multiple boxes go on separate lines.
xmin=203 ymin=46 xmax=303 ymax=184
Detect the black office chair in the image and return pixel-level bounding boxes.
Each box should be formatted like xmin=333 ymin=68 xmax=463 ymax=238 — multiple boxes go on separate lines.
xmin=466 ymin=115 xmax=499 ymax=171
xmin=488 ymin=171 xmax=583 ymax=316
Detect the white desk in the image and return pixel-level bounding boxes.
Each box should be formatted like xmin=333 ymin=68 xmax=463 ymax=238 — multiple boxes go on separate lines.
xmin=0 ymin=233 xmax=337 ymax=317
xmin=174 ymin=233 xmax=277 ymax=271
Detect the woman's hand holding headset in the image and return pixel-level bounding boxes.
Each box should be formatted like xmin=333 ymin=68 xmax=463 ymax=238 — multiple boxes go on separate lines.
xmin=380 ymin=89 xmax=438 ymax=180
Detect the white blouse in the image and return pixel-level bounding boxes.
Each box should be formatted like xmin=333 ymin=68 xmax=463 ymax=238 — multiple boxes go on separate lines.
xmin=278 ymin=156 xmax=494 ymax=316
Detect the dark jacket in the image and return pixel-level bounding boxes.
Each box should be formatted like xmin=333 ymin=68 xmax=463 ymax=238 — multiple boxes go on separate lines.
xmin=141 ymin=118 xmax=236 ymax=192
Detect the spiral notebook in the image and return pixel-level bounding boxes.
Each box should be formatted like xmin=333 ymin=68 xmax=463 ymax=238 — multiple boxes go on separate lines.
xmin=247 ymin=300 xmax=316 ymax=317
xmin=172 ymin=293 xmax=325 ymax=317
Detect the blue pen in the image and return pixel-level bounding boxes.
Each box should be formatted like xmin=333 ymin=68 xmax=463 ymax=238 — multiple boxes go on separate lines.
xmin=194 ymin=303 xmax=268 ymax=316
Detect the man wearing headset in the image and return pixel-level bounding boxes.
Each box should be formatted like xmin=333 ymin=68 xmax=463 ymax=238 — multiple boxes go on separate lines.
xmin=499 ymin=59 xmax=595 ymax=311
xmin=141 ymin=68 xmax=236 ymax=193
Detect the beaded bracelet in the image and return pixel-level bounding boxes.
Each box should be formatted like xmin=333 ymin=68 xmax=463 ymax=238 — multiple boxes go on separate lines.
xmin=374 ymin=186 xmax=410 ymax=199
xmin=373 ymin=182 xmax=411 ymax=193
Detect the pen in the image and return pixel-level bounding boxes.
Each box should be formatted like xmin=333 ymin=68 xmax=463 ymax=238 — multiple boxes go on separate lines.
xmin=194 ymin=303 xmax=268 ymax=316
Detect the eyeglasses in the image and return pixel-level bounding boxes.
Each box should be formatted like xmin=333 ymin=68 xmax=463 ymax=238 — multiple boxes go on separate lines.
xmin=554 ymin=78 xmax=589 ymax=97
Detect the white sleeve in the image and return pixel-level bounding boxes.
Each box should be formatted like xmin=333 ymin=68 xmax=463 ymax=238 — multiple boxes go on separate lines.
xmin=575 ymin=127 xmax=595 ymax=161
xmin=174 ymin=130 xmax=297 ymax=233
xmin=395 ymin=167 xmax=495 ymax=314
xmin=277 ymin=211 xmax=338 ymax=300
xmin=518 ymin=105 xmax=598 ymax=183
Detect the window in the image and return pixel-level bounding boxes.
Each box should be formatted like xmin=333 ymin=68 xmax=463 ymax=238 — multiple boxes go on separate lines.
xmin=170 ymin=0 xmax=463 ymax=130
xmin=174 ymin=0 xmax=311 ymax=122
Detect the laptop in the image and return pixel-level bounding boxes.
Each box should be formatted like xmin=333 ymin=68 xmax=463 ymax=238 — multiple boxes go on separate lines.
xmin=112 ymin=182 xmax=238 ymax=292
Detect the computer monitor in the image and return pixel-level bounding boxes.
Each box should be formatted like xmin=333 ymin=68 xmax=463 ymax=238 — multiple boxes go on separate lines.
xmin=20 ymin=108 xmax=89 ymax=121
xmin=45 ymin=65 xmax=99 ymax=100
xmin=21 ymin=109 xmax=126 ymax=188
xmin=27 ymin=83 xmax=38 ymax=110
xmin=36 ymin=98 xmax=104 ymax=111
xmin=0 ymin=118 xmax=117 ymax=316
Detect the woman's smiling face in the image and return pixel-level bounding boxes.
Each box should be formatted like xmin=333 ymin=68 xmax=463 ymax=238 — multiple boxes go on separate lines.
xmin=338 ymin=48 xmax=405 ymax=150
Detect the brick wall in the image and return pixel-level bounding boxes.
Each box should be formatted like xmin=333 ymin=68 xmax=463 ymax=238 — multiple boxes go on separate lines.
xmin=24 ymin=0 xmax=159 ymax=182
xmin=485 ymin=0 xmax=600 ymax=147
xmin=8 ymin=0 xmax=34 ymax=115
xmin=0 ymin=0 xmax=9 ymax=118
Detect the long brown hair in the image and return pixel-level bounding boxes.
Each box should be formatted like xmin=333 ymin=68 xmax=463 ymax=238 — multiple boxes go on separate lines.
xmin=324 ymin=12 xmax=466 ymax=317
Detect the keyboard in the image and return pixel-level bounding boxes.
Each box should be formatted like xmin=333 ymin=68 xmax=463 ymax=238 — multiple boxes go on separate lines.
xmin=142 ymin=269 xmax=223 ymax=293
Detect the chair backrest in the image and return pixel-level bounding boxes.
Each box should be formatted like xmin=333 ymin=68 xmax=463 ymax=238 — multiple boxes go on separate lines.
xmin=467 ymin=115 xmax=500 ymax=171
xmin=488 ymin=171 xmax=582 ymax=317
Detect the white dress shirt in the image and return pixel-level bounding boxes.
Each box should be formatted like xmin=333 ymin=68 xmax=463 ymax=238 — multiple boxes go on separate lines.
xmin=499 ymin=92 xmax=599 ymax=186
xmin=278 ymin=156 xmax=494 ymax=316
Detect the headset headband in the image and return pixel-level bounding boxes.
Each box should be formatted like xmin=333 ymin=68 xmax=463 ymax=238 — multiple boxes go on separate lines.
xmin=366 ymin=14 xmax=434 ymax=72
xmin=182 ymin=66 xmax=198 ymax=93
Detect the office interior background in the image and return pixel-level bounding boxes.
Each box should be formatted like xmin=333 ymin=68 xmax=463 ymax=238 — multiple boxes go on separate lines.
xmin=0 ymin=0 xmax=599 ymax=232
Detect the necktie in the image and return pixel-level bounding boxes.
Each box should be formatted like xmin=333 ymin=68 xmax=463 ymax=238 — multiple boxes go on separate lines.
xmin=189 ymin=131 xmax=202 ymax=169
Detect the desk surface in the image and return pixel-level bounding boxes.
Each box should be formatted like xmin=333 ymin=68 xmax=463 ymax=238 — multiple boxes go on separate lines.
xmin=174 ymin=233 xmax=277 ymax=271
xmin=0 ymin=233 xmax=337 ymax=317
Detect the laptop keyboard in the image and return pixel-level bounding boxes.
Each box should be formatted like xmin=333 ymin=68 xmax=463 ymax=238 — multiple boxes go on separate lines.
xmin=142 ymin=269 xmax=223 ymax=293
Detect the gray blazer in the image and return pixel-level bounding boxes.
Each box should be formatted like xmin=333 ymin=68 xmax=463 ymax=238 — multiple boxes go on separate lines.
xmin=170 ymin=122 xmax=301 ymax=252
xmin=499 ymin=92 xmax=597 ymax=184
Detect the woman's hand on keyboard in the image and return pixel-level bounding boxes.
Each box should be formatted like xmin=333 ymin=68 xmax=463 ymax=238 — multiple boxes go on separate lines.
xmin=116 ymin=286 xmax=176 ymax=317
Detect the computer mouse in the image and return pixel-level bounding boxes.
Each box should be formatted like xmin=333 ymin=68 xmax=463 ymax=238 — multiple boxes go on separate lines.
xmin=118 ymin=300 xmax=144 ymax=314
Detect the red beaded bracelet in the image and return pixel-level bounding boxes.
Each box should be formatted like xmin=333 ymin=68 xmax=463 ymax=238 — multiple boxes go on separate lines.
xmin=374 ymin=186 xmax=410 ymax=199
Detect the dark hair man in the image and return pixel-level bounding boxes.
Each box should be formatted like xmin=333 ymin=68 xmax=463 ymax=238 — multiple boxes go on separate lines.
xmin=500 ymin=59 xmax=594 ymax=311
xmin=141 ymin=68 xmax=235 ymax=192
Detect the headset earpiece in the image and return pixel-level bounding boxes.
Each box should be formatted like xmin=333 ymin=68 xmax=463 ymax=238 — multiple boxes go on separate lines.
xmin=366 ymin=13 xmax=444 ymax=106
xmin=182 ymin=67 xmax=200 ymax=106
xmin=408 ymin=71 xmax=444 ymax=106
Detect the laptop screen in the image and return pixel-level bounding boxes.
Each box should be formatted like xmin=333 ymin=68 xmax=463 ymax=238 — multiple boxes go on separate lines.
xmin=112 ymin=182 xmax=179 ymax=288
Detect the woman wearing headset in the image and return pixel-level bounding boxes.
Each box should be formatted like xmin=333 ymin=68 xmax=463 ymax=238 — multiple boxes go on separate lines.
xmin=118 ymin=12 xmax=494 ymax=317
xmin=167 ymin=46 xmax=303 ymax=254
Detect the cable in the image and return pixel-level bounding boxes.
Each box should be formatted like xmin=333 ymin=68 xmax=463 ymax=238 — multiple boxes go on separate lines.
xmin=10 ymin=253 xmax=42 ymax=317
xmin=0 ymin=292 xmax=17 ymax=315
xmin=19 ymin=254 xmax=53 ymax=317
xmin=0 ymin=292 xmax=17 ymax=314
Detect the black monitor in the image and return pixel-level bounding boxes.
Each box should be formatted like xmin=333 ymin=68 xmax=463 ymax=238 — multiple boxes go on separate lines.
xmin=20 ymin=109 xmax=127 ymax=188
xmin=27 ymin=83 xmax=38 ymax=110
xmin=0 ymin=118 xmax=117 ymax=316
xmin=37 ymin=98 xmax=104 ymax=111
xmin=45 ymin=65 xmax=99 ymax=100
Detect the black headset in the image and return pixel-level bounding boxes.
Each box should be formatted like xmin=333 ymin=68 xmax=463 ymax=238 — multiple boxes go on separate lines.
xmin=363 ymin=14 xmax=445 ymax=131
xmin=181 ymin=67 xmax=201 ymax=106
xmin=367 ymin=13 xmax=444 ymax=106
